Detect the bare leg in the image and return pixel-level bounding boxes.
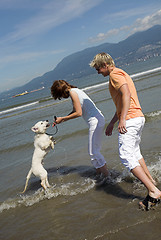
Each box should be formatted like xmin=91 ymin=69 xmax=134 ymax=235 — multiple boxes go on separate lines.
xmin=94 ymin=164 xmax=110 ymax=186
xmin=96 ymin=164 xmax=109 ymax=177
xmin=131 ymin=166 xmax=161 ymax=199
xmin=139 ymin=158 xmax=156 ymax=185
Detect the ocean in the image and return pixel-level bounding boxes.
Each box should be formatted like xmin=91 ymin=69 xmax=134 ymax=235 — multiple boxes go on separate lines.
xmin=0 ymin=56 xmax=161 ymax=240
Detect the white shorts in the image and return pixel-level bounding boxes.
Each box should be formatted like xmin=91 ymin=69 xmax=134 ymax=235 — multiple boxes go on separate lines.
xmin=88 ymin=113 xmax=106 ymax=169
xmin=118 ymin=117 xmax=145 ymax=171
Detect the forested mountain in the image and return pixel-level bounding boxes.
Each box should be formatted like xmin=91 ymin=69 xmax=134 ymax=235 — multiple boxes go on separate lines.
xmin=1 ymin=25 xmax=161 ymax=98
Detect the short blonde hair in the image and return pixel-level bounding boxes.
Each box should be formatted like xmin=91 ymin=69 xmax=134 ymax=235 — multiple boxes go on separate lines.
xmin=89 ymin=52 xmax=115 ymax=68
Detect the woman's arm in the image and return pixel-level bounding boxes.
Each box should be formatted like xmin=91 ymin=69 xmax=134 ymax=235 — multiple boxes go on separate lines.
xmin=105 ymin=112 xmax=118 ymax=136
xmin=55 ymin=90 xmax=82 ymax=124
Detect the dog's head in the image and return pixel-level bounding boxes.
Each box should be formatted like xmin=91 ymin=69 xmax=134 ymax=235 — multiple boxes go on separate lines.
xmin=31 ymin=120 xmax=50 ymax=133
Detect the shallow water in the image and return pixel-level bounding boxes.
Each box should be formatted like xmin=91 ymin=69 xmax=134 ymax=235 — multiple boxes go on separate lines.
xmin=0 ymin=57 xmax=161 ymax=240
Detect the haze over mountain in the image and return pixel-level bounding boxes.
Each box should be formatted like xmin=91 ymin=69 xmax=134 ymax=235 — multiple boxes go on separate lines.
xmin=1 ymin=25 xmax=161 ymax=98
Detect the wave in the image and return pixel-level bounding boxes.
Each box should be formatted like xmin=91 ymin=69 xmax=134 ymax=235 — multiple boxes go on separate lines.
xmin=130 ymin=66 xmax=161 ymax=79
xmin=145 ymin=110 xmax=161 ymax=119
xmin=1 ymin=153 xmax=161 ymax=213
xmin=148 ymin=155 xmax=161 ymax=183
xmin=83 ymin=82 xmax=109 ymax=92
xmin=1 ymin=66 xmax=161 ymax=117
xmin=0 ymin=101 xmax=39 ymax=115
xmin=0 ymin=178 xmax=95 ymax=213
xmin=83 ymin=66 xmax=161 ymax=92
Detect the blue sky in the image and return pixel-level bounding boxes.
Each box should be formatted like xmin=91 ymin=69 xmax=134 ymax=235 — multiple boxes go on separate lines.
xmin=0 ymin=0 xmax=161 ymax=92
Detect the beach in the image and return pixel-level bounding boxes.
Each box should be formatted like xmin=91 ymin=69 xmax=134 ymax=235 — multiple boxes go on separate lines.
xmin=0 ymin=56 xmax=161 ymax=240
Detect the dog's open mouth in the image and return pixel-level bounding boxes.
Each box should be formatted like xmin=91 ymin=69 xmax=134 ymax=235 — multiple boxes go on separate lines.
xmin=46 ymin=123 xmax=50 ymax=127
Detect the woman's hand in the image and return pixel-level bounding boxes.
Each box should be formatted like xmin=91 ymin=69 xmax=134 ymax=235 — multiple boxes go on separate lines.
xmin=105 ymin=122 xmax=114 ymax=136
xmin=105 ymin=112 xmax=118 ymax=136
xmin=52 ymin=117 xmax=63 ymax=126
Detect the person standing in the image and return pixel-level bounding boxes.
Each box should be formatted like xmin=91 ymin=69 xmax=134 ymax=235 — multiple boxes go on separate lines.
xmin=90 ymin=52 xmax=161 ymax=210
xmin=51 ymin=80 xmax=109 ymax=185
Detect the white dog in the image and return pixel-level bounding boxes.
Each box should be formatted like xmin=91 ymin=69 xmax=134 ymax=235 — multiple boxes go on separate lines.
xmin=22 ymin=120 xmax=56 ymax=193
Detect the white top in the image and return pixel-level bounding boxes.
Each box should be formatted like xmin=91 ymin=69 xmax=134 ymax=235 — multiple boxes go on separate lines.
xmin=70 ymin=88 xmax=102 ymax=122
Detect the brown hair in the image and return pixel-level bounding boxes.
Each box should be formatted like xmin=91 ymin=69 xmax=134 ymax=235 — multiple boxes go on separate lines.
xmin=51 ymin=80 xmax=77 ymax=100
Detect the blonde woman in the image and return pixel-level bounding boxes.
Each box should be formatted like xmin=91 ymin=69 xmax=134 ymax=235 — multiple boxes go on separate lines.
xmin=51 ymin=80 xmax=109 ymax=184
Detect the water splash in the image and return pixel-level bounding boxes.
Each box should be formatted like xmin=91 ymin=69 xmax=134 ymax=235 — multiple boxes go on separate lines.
xmin=0 ymin=178 xmax=95 ymax=213
xmin=146 ymin=110 xmax=161 ymax=118
xmin=148 ymin=154 xmax=161 ymax=183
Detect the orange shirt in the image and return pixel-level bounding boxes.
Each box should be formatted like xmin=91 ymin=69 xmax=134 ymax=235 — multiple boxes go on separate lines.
xmin=109 ymin=67 xmax=144 ymax=120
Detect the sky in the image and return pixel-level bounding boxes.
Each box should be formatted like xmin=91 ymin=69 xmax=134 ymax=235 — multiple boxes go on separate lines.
xmin=0 ymin=0 xmax=161 ymax=92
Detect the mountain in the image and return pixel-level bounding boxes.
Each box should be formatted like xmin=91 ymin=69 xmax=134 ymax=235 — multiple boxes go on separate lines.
xmin=1 ymin=25 xmax=161 ymax=98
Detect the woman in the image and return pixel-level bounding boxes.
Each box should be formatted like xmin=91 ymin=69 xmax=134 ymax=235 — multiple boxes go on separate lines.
xmin=51 ymin=80 xmax=109 ymax=183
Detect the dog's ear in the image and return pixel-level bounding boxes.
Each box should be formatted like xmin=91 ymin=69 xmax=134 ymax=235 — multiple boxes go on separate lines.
xmin=31 ymin=127 xmax=39 ymax=132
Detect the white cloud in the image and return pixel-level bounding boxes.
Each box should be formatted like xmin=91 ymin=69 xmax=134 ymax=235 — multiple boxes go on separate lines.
xmin=103 ymin=6 xmax=155 ymax=21
xmin=0 ymin=49 xmax=66 ymax=65
xmin=0 ymin=0 xmax=103 ymax=44
xmin=88 ymin=9 xmax=161 ymax=43
xmin=89 ymin=29 xmax=119 ymax=43
xmin=0 ymin=0 xmax=48 ymax=9
xmin=130 ymin=9 xmax=161 ymax=34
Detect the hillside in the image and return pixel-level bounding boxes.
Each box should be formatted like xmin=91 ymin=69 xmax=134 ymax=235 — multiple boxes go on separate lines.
xmin=1 ymin=25 xmax=161 ymax=98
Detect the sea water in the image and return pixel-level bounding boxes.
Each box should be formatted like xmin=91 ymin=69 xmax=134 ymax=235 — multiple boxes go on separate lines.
xmin=0 ymin=56 xmax=161 ymax=240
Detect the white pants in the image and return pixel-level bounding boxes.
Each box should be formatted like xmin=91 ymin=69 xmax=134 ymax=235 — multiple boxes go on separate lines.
xmin=118 ymin=117 xmax=145 ymax=171
xmin=88 ymin=113 xmax=106 ymax=169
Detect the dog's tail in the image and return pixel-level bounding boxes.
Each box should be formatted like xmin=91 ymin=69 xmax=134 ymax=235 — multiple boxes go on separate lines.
xmin=21 ymin=169 xmax=32 ymax=194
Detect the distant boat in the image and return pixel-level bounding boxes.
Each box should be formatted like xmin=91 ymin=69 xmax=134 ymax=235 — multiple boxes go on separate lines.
xmin=30 ymin=86 xmax=45 ymax=93
xmin=12 ymin=91 xmax=29 ymax=97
